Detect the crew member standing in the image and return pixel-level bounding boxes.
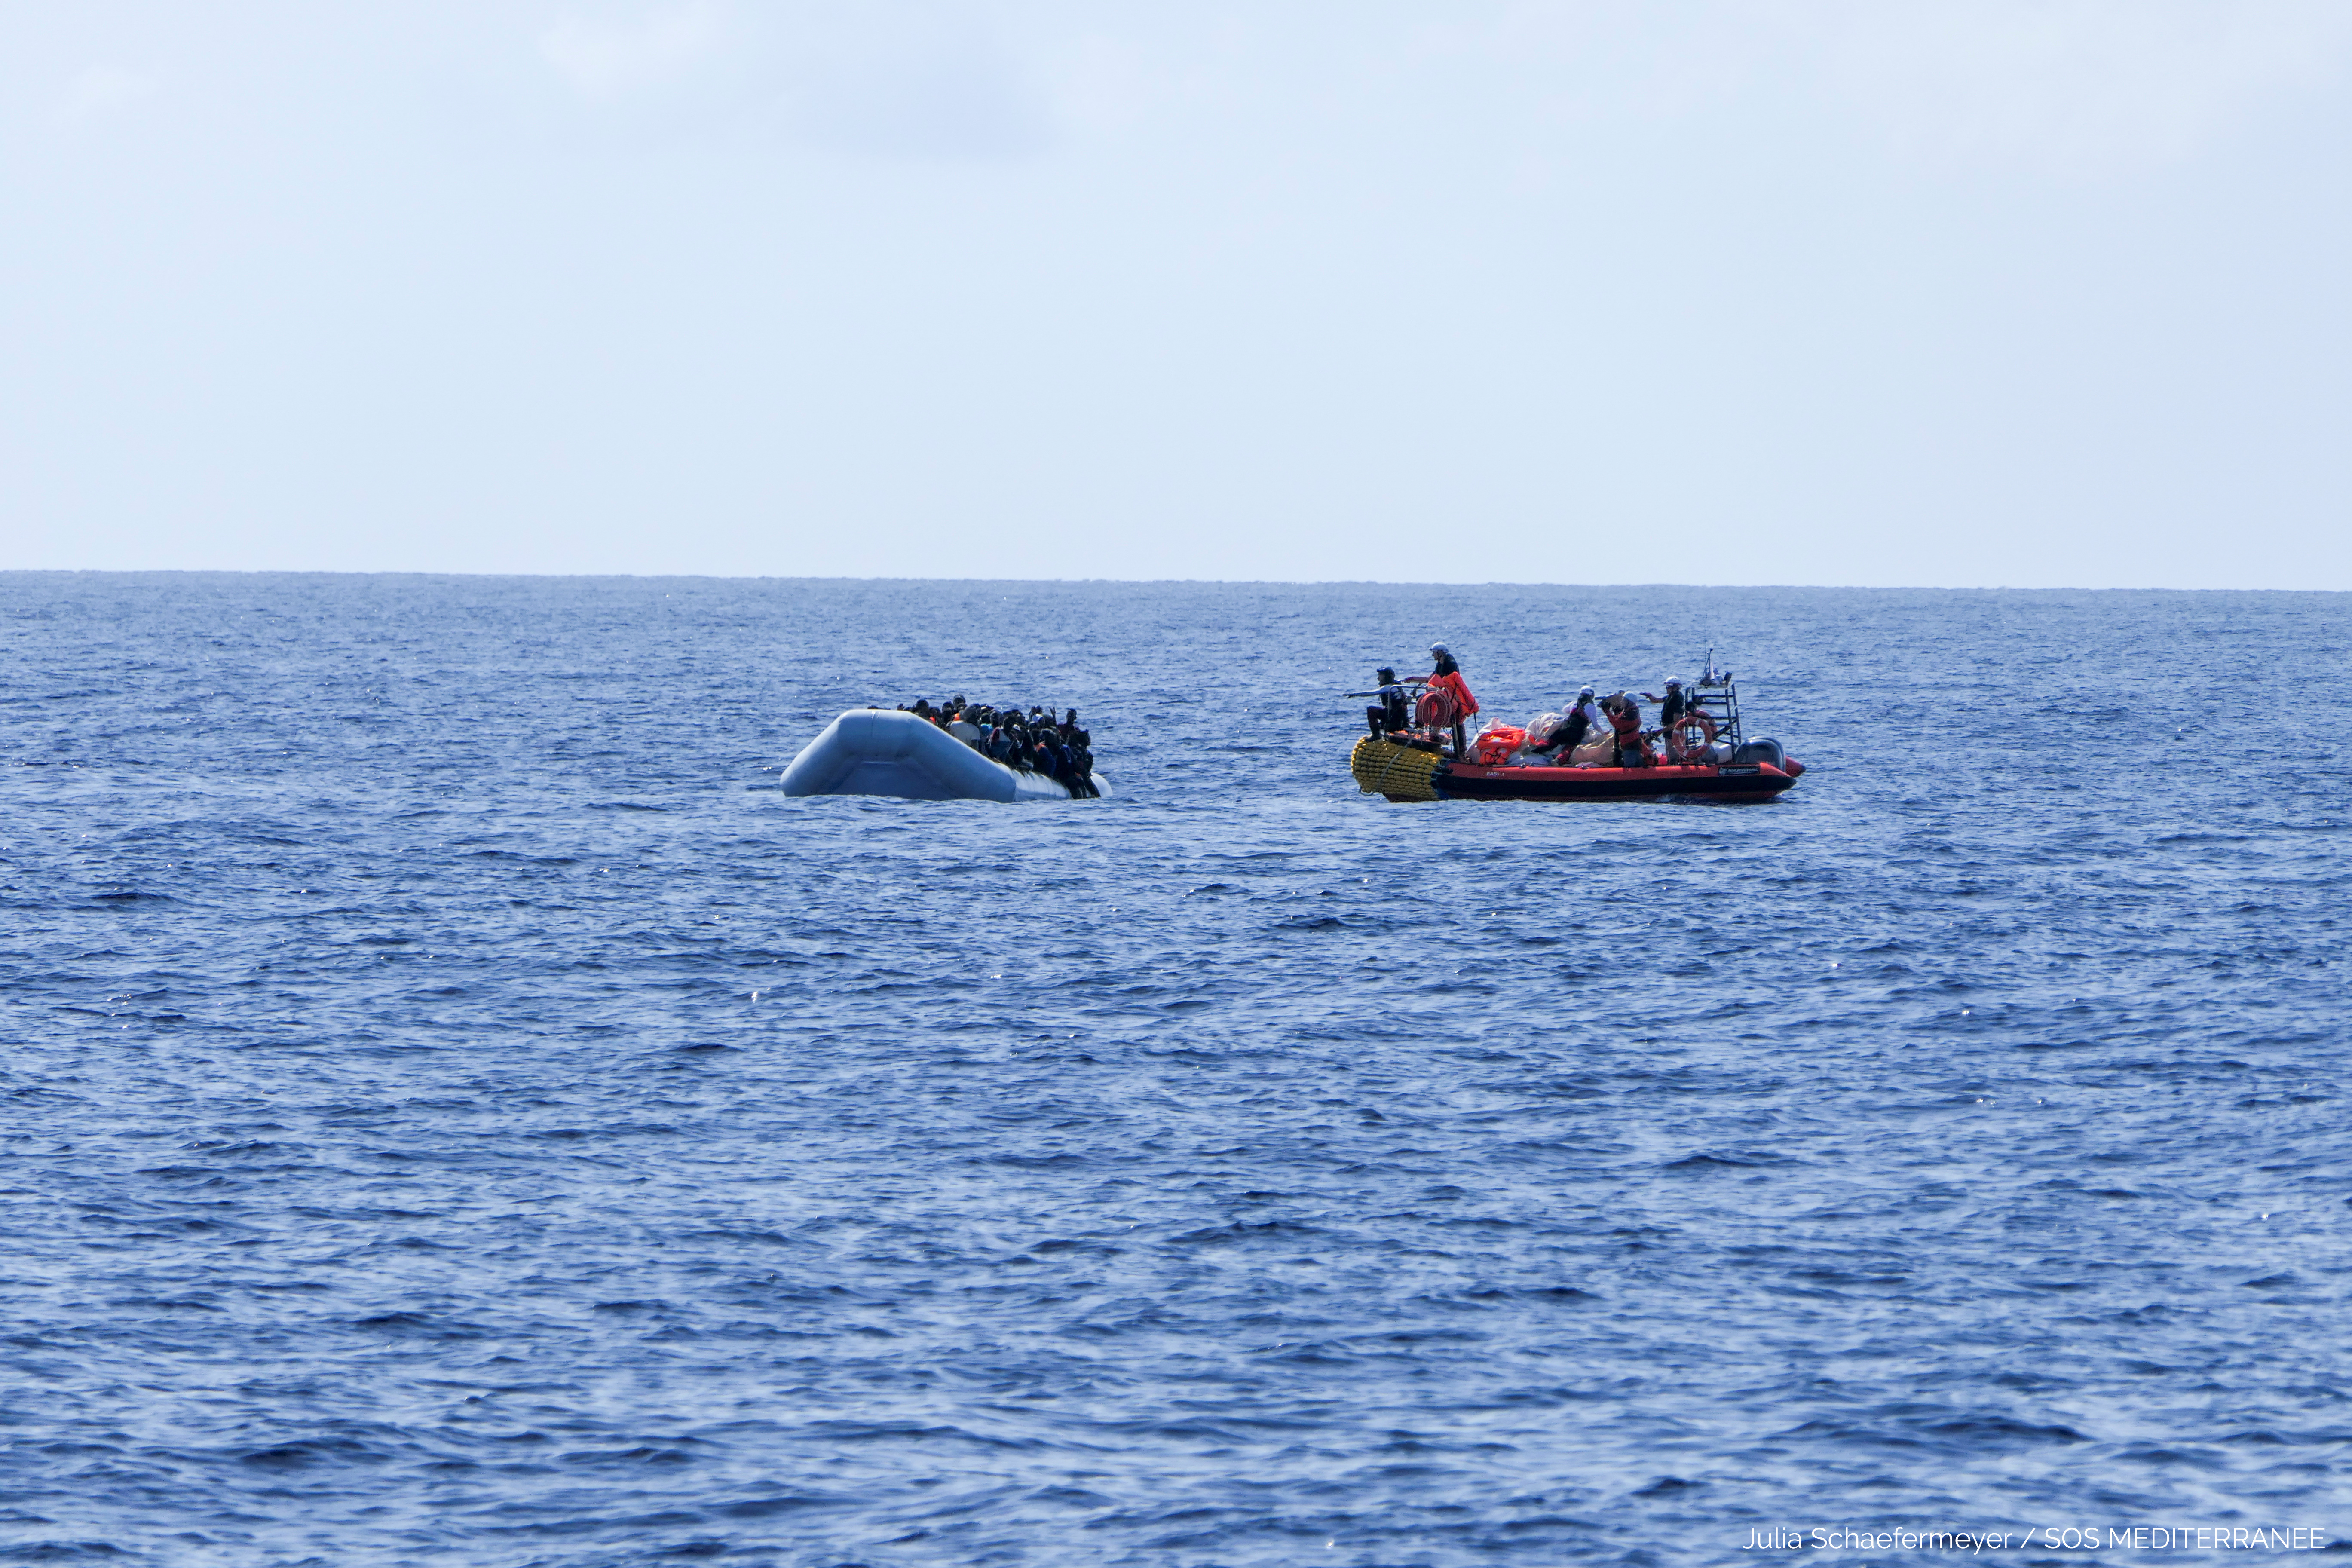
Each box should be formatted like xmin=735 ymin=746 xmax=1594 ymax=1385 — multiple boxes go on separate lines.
xmin=1424 ymin=643 xmax=1479 ymax=757
xmin=1606 ymin=692 xmax=1646 ymax=767
xmin=1651 ymin=678 xmax=1689 ymax=761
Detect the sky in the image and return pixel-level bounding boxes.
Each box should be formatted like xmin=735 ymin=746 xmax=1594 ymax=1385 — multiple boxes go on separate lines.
xmin=3 ymin=1 xmax=2349 ymax=588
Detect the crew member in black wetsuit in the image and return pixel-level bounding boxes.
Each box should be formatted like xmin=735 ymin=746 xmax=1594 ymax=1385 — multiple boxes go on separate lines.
xmin=1654 ymin=678 xmax=1720 ymax=760
xmin=1358 ymin=668 xmax=1409 ymax=738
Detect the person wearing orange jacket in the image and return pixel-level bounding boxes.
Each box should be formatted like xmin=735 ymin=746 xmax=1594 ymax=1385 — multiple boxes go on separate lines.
xmin=1604 ymin=692 xmax=1651 ymax=767
xmin=1423 ymin=643 xmax=1479 ymax=757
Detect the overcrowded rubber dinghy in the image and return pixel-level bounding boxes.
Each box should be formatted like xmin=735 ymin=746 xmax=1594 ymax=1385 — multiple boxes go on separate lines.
xmin=1348 ymin=655 xmax=1804 ymax=803
xmin=782 ymin=708 xmax=1109 ymax=802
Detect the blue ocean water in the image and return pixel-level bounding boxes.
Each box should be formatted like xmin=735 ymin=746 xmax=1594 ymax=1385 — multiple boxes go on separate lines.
xmin=2 ymin=574 xmax=2346 ymax=1567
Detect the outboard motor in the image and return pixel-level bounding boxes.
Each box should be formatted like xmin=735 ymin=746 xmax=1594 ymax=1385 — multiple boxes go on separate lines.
xmin=1730 ymin=736 xmax=1786 ymax=769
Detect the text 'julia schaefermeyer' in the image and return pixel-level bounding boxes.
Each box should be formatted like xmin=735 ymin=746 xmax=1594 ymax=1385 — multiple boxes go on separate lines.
xmin=1744 ymin=1524 xmax=2333 ymax=1552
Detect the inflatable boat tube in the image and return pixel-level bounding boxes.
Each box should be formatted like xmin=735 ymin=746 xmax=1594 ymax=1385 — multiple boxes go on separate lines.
xmin=781 ymin=709 xmax=1108 ymax=802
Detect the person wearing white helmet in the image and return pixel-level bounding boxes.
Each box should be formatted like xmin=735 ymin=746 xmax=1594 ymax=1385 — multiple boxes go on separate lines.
xmin=1543 ymin=685 xmax=1601 ymax=760
xmin=1648 ymin=677 xmax=1689 ymax=728
xmin=1420 ymin=642 xmax=1477 ymax=756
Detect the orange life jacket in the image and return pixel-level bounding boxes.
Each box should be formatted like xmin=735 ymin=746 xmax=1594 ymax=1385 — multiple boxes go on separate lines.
xmin=1430 ymin=671 xmax=1479 ymax=717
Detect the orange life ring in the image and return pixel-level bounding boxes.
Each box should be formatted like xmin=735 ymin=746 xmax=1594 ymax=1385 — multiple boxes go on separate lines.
xmin=1664 ymin=710 xmax=1718 ymax=760
xmin=1429 ymin=670 xmax=1479 ymax=717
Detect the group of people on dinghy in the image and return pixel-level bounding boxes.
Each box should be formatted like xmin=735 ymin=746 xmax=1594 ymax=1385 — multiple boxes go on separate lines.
xmin=896 ymin=697 xmax=1100 ymax=797
xmin=1357 ymin=644 xmax=1727 ymax=769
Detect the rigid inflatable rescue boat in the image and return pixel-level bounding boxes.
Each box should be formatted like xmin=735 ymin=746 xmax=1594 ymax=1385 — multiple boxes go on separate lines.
xmin=1351 ymin=736 xmax=1801 ymax=802
xmin=782 ymin=709 xmax=1109 ymax=802
xmin=1348 ymin=662 xmax=1804 ymax=803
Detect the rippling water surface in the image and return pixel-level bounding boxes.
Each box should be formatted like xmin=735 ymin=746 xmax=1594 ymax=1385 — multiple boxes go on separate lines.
xmin=3 ymin=575 xmax=2347 ymax=1565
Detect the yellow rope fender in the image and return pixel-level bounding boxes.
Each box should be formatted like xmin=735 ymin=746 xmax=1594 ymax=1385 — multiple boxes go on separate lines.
xmin=1349 ymin=736 xmax=1443 ymax=802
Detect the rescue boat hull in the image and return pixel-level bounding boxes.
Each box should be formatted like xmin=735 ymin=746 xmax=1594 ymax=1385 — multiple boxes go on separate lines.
xmin=1433 ymin=759 xmax=1796 ymax=802
xmin=1348 ymin=735 xmax=1797 ymax=803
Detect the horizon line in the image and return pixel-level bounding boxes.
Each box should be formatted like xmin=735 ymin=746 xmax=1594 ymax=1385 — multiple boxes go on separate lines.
xmin=0 ymin=568 xmax=2343 ymax=595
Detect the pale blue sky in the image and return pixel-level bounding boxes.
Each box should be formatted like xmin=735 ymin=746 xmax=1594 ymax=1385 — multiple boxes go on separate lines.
xmin=5 ymin=2 xmax=2349 ymax=587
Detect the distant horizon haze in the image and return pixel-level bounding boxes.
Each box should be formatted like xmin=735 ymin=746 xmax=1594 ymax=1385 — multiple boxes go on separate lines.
xmin=6 ymin=569 xmax=2342 ymax=597
xmin=5 ymin=2 xmax=2349 ymax=591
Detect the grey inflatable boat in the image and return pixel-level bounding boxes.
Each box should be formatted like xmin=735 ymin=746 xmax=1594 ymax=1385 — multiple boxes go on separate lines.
xmin=781 ymin=710 xmax=1109 ymax=802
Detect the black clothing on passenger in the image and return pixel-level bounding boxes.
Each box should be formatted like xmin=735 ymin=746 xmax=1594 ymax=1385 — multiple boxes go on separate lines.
xmin=1362 ymin=668 xmax=1411 ymax=737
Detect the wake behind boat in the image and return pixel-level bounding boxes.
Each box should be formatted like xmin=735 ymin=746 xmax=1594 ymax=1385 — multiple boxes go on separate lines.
xmin=1348 ymin=649 xmax=1804 ymax=803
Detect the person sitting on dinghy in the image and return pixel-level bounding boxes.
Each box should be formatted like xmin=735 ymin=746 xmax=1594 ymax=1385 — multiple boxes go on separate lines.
xmin=987 ymin=719 xmax=1021 ymax=768
xmin=1040 ymin=732 xmax=1074 ymax=793
xmin=1046 ymin=731 xmax=1094 ymax=797
xmin=1056 ymin=713 xmax=1099 ymax=796
xmin=1066 ymin=742 xmax=1098 ymax=797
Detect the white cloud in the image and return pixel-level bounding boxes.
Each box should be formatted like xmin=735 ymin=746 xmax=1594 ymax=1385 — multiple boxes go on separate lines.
xmin=1280 ymin=1 xmax=2352 ymax=173
xmin=57 ymin=64 xmax=155 ymax=123
xmin=1774 ymin=0 xmax=2352 ymax=170
xmin=540 ymin=3 xmax=722 ymax=101
xmin=771 ymin=6 xmax=1058 ymax=160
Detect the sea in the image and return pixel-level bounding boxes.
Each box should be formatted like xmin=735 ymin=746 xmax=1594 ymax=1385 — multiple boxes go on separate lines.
xmin=2 ymin=574 xmax=2346 ymax=1567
